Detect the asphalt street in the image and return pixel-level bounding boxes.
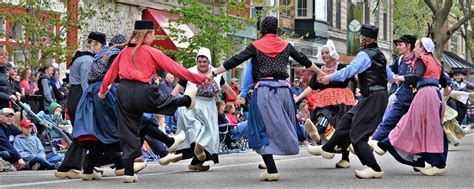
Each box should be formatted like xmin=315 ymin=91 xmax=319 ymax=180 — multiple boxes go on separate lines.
xmin=1 ymin=133 xmax=473 ymax=188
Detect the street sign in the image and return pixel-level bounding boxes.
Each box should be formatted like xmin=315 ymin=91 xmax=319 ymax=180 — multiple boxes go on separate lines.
xmin=349 ymin=19 xmax=361 ymax=32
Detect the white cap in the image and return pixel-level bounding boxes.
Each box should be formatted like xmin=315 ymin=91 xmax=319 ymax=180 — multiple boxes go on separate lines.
xmin=320 ymin=40 xmax=339 ymax=60
xmin=196 ymin=47 xmax=212 ymax=65
xmin=421 ymin=37 xmax=435 ymax=53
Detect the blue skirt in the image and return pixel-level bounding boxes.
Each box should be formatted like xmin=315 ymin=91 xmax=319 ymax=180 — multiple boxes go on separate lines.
xmin=72 ymin=81 xmax=119 ymax=144
xmin=248 ymin=80 xmax=299 ymax=155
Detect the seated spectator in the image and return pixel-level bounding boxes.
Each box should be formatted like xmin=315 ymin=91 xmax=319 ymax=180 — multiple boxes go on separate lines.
xmin=13 ymin=119 xmax=56 ymax=170
xmin=0 ymin=108 xmax=25 ymax=170
xmin=49 ymin=102 xmax=72 ymax=134
xmin=217 ymin=100 xmax=232 ymax=149
xmin=224 ymin=102 xmax=238 ymax=126
xmin=217 ymin=101 xmax=228 ymax=125
xmin=296 ymin=101 xmax=309 ymax=144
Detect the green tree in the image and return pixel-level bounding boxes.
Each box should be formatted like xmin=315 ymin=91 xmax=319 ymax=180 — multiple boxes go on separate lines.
xmin=0 ymin=0 xmax=108 ymax=70
xmin=424 ymin=0 xmax=474 ymax=59
xmin=163 ymin=0 xmax=254 ymax=68
xmin=456 ymin=0 xmax=473 ymax=63
xmin=393 ymin=0 xmax=431 ymax=40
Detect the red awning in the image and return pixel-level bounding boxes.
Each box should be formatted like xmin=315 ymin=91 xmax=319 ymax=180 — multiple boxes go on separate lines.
xmin=142 ymin=9 xmax=194 ymax=50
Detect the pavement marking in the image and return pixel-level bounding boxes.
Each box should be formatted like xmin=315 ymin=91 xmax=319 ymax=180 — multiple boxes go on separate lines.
xmin=0 ymin=155 xmax=314 ymax=188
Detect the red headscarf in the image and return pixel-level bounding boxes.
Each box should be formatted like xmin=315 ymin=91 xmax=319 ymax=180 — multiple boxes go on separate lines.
xmin=252 ymin=34 xmax=289 ymax=58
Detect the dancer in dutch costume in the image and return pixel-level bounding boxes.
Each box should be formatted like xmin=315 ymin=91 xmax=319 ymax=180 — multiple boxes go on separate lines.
xmin=98 ymin=20 xmax=207 ymax=183
xmin=311 ymin=24 xmax=389 ymax=179
xmin=295 ymin=40 xmax=356 ymax=168
xmin=208 ymin=16 xmax=325 ymax=181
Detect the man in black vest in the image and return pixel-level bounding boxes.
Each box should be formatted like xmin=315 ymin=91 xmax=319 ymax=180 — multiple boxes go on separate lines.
xmin=308 ymin=24 xmax=388 ymax=179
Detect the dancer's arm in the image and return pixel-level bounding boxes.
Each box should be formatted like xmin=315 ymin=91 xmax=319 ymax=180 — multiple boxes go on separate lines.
xmin=221 ymin=83 xmax=239 ymax=101
xmin=99 ymin=53 xmax=121 ymax=97
xmin=295 ymin=87 xmax=314 ymax=103
xmin=171 ymin=82 xmax=185 ymax=96
xmin=149 ymin=47 xmax=206 ymax=85
xmin=399 ymin=59 xmax=426 ymax=85
xmin=466 ymin=80 xmax=474 ymax=90
xmin=289 ymin=45 xmax=324 ymax=75
xmin=212 ymin=45 xmax=256 ymax=77
xmin=239 ymin=62 xmax=253 ymax=98
xmin=79 ymin=58 xmax=92 ymax=90
xmin=328 ymin=51 xmax=372 ymax=82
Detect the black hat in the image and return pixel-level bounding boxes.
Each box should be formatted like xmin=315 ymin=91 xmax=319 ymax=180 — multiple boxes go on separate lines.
xmin=394 ymin=35 xmax=417 ymax=45
xmin=87 ymin=32 xmax=106 ymax=46
xmin=134 ymin=20 xmax=154 ymax=30
xmin=451 ymin=68 xmax=468 ymax=76
xmin=360 ymin=24 xmax=379 ymax=39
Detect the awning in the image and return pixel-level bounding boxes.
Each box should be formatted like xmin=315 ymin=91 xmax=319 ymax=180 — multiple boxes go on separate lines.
xmin=441 ymin=50 xmax=474 ymax=71
xmin=142 ymin=9 xmax=194 ymax=50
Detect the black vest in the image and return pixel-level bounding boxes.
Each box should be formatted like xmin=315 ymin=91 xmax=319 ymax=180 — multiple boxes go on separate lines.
xmin=358 ymin=43 xmax=388 ymax=96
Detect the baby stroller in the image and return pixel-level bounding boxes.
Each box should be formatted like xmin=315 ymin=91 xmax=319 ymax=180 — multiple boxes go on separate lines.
xmin=10 ymin=100 xmax=72 ymax=161
xmin=218 ymin=121 xmax=249 ymax=154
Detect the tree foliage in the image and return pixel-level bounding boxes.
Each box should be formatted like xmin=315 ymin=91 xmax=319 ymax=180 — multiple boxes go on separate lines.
xmin=0 ymin=0 xmax=108 ymax=69
xmin=163 ymin=0 xmax=254 ymax=68
xmin=393 ymin=0 xmax=431 ymax=40
xmin=424 ymin=0 xmax=474 ymax=59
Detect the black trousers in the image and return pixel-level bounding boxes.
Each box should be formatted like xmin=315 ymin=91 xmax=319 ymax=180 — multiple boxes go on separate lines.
xmin=323 ymin=90 xmax=388 ymax=167
xmin=116 ymin=80 xmax=185 ymax=175
xmin=81 ymin=141 xmax=122 ymax=174
xmin=116 ymin=80 xmax=183 ymax=160
xmin=59 ymin=85 xmax=85 ymax=171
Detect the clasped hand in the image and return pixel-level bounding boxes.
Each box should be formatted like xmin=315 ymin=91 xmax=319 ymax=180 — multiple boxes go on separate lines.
xmin=317 ymin=72 xmax=330 ymax=85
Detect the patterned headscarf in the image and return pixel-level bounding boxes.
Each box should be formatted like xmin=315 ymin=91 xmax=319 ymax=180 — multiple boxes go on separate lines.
xmin=109 ymin=34 xmax=128 ymax=47
xmin=260 ymin=16 xmax=278 ymax=35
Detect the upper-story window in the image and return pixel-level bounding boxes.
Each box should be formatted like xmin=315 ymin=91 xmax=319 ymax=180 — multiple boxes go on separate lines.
xmin=296 ymin=0 xmax=313 ymax=19
xmin=282 ymin=0 xmax=290 ymax=16
xmin=0 ymin=16 xmax=5 ymax=41
xmin=335 ymin=0 xmax=341 ymax=29
xmin=314 ymin=0 xmax=326 ymax=21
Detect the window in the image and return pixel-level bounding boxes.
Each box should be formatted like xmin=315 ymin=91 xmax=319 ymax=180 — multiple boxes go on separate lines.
xmin=11 ymin=46 xmax=24 ymax=64
xmin=327 ymin=0 xmax=333 ymax=27
xmin=451 ymin=32 xmax=458 ymax=51
xmin=314 ymin=0 xmax=326 ymax=21
xmin=296 ymin=0 xmax=312 ymax=19
xmin=373 ymin=2 xmax=380 ymax=27
xmin=0 ymin=16 xmax=5 ymax=41
xmin=282 ymin=0 xmax=290 ymax=16
xmin=9 ymin=23 xmax=24 ymax=42
xmin=383 ymin=1 xmax=387 ymax=40
xmin=364 ymin=0 xmax=370 ymax=24
xmin=335 ymin=0 xmax=341 ymax=29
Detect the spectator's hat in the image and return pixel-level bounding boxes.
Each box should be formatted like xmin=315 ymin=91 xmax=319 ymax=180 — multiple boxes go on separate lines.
xmin=49 ymin=102 xmax=62 ymax=114
xmin=20 ymin=119 xmax=33 ymax=128
xmin=231 ymin=78 xmax=239 ymax=83
xmin=5 ymin=62 xmax=16 ymax=69
xmin=0 ymin=108 xmax=14 ymax=116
